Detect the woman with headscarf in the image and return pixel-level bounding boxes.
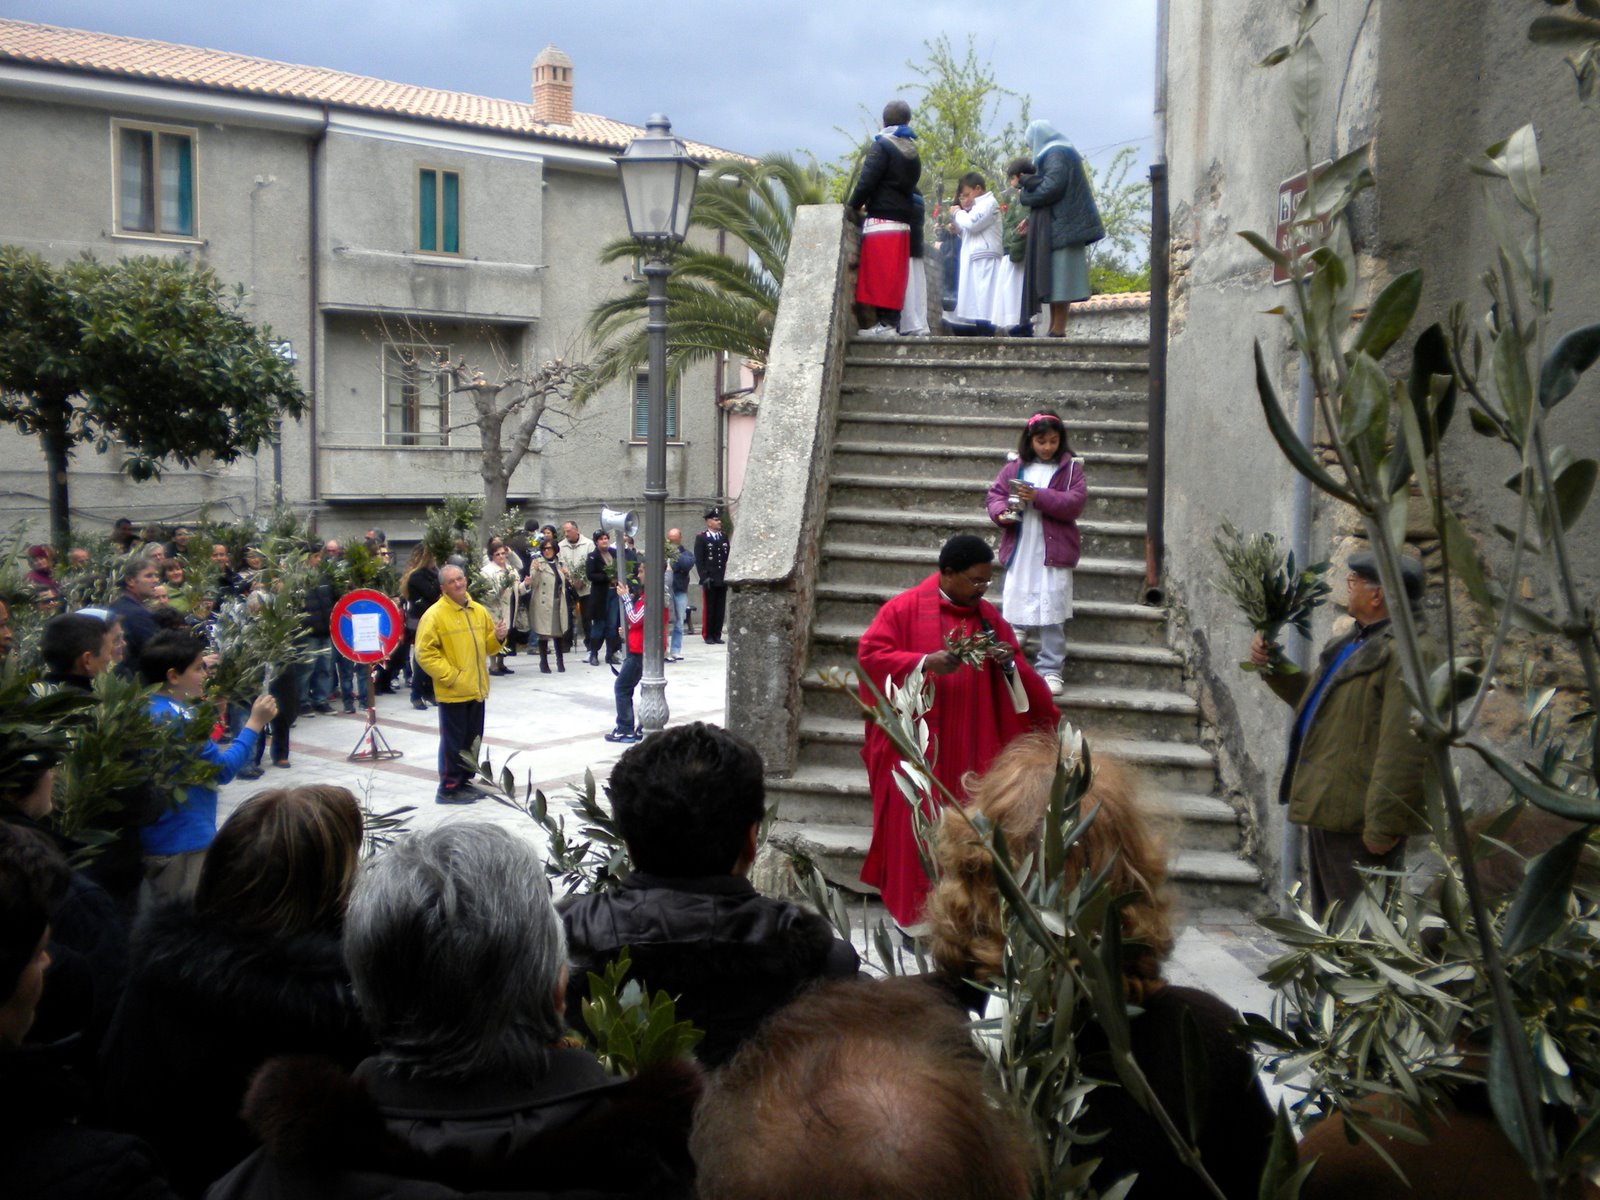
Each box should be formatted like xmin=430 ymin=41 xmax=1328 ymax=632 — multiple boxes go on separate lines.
xmin=1018 ymin=120 xmax=1105 ymax=337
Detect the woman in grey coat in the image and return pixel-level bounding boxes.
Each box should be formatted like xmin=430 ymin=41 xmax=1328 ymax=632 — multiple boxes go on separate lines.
xmin=1018 ymin=119 xmax=1106 ymax=336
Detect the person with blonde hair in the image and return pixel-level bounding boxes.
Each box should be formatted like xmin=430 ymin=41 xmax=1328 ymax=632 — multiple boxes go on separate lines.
xmin=98 ymin=786 xmax=370 ymax=1196
xmin=924 ymin=732 xmax=1273 ymax=1200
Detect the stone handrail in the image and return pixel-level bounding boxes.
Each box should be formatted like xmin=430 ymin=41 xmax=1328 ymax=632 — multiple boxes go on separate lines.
xmin=724 ymin=204 xmax=856 ymax=773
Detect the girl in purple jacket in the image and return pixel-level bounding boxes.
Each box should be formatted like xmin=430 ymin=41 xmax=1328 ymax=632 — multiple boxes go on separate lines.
xmin=985 ymin=411 xmax=1088 ymax=695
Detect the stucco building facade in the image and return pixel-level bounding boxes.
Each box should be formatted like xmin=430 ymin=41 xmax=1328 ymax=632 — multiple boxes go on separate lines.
xmin=0 ymin=20 xmax=740 ymax=541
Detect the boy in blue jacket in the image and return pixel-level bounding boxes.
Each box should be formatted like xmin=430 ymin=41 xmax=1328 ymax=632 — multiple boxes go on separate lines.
xmin=138 ymin=630 xmax=277 ymax=905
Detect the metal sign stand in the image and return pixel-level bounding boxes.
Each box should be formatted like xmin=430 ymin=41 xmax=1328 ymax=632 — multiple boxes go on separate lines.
xmin=347 ymin=662 xmax=403 ymax=762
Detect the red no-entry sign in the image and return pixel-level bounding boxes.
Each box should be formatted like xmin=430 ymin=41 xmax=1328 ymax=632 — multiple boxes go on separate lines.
xmin=330 ymin=589 xmax=404 ymax=664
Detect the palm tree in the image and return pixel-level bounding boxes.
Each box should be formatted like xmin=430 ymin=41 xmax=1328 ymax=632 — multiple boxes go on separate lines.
xmin=576 ymin=154 xmax=827 ymax=403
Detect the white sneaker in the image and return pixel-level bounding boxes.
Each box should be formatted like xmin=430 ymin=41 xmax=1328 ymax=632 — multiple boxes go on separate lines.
xmin=1044 ymin=672 xmax=1065 ymax=695
xmin=857 ymin=323 xmax=897 ymax=339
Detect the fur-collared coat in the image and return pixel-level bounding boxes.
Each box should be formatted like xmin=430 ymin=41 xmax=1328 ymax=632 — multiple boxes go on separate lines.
xmin=561 ymin=872 xmax=860 ymax=1068
xmin=97 ymin=904 xmax=370 ymax=1198
xmin=205 ymin=1051 xmax=702 ymax=1200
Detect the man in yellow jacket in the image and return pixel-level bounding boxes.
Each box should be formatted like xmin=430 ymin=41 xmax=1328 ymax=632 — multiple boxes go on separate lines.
xmin=416 ymin=563 xmax=508 ymax=803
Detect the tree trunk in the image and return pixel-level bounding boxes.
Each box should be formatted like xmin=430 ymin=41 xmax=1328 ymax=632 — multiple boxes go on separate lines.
xmin=38 ymin=412 xmax=73 ymax=549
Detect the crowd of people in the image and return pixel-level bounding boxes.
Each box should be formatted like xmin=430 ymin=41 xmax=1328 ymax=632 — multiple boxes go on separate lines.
xmin=846 ymin=97 xmax=1106 ymax=339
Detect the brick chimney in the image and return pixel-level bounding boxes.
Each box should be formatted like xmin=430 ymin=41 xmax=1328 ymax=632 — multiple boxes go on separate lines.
xmin=531 ymin=44 xmax=574 ymax=126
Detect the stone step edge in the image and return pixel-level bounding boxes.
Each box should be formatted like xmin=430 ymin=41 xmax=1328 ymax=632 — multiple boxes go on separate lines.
xmin=843 ymin=356 xmax=1150 ymax=372
xmin=768 ymin=823 xmax=1258 ymax=884
xmin=828 ymin=473 xmax=1148 ymax=500
xmin=799 ymin=641 xmax=1181 ymax=671
xmin=811 ymin=586 xmax=1168 ymax=617
xmin=833 ymin=442 xmax=1149 ymax=465
xmin=840 ymin=412 xmax=1149 ymax=431
xmin=821 ymin=544 xmax=1147 ymax=577
xmin=824 ymin=507 xmax=1147 ymax=537
xmin=767 ymin=781 xmax=1240 ymax=829
xmin=848 ymin=335 xmax=1150 ymax=350
xmin=771 ymin=737 xmax=1217 ymax=784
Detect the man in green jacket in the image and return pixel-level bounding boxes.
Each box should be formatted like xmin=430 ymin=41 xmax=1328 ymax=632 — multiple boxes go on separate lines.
xmin=416 ymin=564 xmax=507 ymax=804
xmin=1251 ymin=551 xmax=1428 ymax=917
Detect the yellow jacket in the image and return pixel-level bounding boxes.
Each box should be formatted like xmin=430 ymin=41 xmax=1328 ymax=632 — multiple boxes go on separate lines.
xmin=415 ymin=595 xmax=503 ymax=703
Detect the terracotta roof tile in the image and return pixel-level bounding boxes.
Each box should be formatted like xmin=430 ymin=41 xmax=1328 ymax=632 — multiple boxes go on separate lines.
xmin=1079 ymin=291 xmax=1150 ymax=311
xmin=0 ymin=18 xmax=740 ymax=160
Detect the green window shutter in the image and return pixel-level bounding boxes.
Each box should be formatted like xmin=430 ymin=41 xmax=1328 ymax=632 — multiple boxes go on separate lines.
xmin=633 ymin=374 xmax=680 ymax=440
xmin=442 ymin=171 xmax=460 ymax=254
xmin=419 ymin=169 xmax=437 ymax=251
xmin=162 ymin=134 xmax=194 ymax=236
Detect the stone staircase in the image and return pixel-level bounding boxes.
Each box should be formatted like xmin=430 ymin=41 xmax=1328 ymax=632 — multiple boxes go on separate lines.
xmin=764 ymin=333 xmax=1263 ymax=913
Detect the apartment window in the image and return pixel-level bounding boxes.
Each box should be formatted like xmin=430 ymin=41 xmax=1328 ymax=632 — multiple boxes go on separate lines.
xmin=417 ymin=167 xmax=461 ymax=254
xmin=632 ymin=373 xmax=680 ymax=441
xmin=115 ymin=122 xmax=197 ymax=237
xmin=383 ymin=345 xmax=450 ymax=446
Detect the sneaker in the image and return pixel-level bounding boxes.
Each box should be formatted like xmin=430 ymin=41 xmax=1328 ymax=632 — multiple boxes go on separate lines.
xmin=238 ymin=764 xmax=266 ymax=780
xmin=603 ymin=729 xmax=633 ymax=743
xmin=342 ymin=702 xmax=357 ymax=714
xmin=434 ymin=787 xmax=476 ymax=805
xmin=1043 ymin=672 xmax=1065 ymax=696
xmin=313 ymin=703 xmax=335 ymax=715
xmin=857 ymin=323 xmax=897 ymax=339
xmin=410 ymin=698 xmax=428 ymax=710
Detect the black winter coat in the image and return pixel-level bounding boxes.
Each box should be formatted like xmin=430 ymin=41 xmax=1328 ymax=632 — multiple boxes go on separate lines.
xmin=0 ymin=1038 xmax=178 ymax=1200
xmin=1019 ymin=144 xmax=1106 ymax=249
xmin=206 ymin=1050 xmax=702 ymax=1200
xmin=845 ymin=133 xmax=922 ymax=223
xmin=1 ymin=806 xmax=129 ymax=1053
xmin=302 ymin=574 xmax=336 ymax=641
xmin=562 ymin=873 xmax=860 ymax=1067
xmin=98 ymin=904 xmax=371 ymax=1198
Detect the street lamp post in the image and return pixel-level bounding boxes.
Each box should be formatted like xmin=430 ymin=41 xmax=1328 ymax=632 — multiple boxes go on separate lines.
xmin=614 ymin=114 xmax=700 ymax=736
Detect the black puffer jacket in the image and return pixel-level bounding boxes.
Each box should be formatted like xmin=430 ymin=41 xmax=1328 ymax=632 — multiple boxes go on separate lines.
xmin=302 ymin=573 xmax=336 ymax=641
xmin=845 ymin=132 xmax=922 ymax=223
xmin=562 ymin=873 xmax=860 ymax=1067
xmin=206 ymin=1050 xmax=701 ymax=1199
xmin=98 ymin=904 xmax=371 ymax=1197
xmin=1 ymin=1038 xmax=178 ymax=1200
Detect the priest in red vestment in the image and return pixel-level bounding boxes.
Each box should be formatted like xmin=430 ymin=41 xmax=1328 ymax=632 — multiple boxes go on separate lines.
xmin=857 ymin=534 xmax=1060 ymax=927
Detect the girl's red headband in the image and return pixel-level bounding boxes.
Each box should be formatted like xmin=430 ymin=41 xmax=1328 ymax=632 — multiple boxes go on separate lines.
xmin=1027 ymin=413 xmax=1059 ymax=426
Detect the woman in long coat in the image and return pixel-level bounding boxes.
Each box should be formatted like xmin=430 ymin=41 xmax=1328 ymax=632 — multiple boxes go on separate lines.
xmin=1018 ymin=119 xmax=1105 ymax=336
xmin=527 ymin=540 xmax=571 ymax=673
xmin=481 ymin=543 xmax=524 ymax=676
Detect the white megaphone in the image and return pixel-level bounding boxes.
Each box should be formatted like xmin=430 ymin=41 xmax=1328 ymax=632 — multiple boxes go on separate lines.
xmin=600 ymin=506 xmax=639 ymax=540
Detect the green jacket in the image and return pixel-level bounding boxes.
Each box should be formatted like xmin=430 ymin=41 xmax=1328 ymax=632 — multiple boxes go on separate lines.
xmin=415 ymin=595 xmax=503 ymax=704
xmin=1000 ymin=188 xmax=1027 ymax=263
xmin=1265 ymin=620 xmax=1429 ymax=840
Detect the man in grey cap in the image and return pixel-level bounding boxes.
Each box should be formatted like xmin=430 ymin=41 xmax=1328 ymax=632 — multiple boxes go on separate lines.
xmin=694 ymin=506 xmax=731 ymax=645
xmin=1249 ymin=549 xmax=1429 ymax=918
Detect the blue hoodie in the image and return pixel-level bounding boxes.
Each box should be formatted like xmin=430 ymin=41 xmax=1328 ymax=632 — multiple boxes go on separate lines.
xmin=140 ymin=694 xmax=258 ymax=856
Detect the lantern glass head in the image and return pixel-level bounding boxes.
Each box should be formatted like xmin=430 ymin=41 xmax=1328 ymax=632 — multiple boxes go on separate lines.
xmin=615 ymin=114 xmax=700 ymax=245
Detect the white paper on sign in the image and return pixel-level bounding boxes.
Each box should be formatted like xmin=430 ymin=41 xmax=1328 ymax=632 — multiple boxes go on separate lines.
xmin=351 ymin=612 xmax=383 ymax=653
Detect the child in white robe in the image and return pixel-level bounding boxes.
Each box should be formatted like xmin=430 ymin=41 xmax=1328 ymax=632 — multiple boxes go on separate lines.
xmin=951 ymin=171 xmax=1008 ymax=330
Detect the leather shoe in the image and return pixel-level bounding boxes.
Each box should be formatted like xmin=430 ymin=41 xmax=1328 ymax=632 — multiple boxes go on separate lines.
xmin=411 ymin=698 xmax=428 ymax=710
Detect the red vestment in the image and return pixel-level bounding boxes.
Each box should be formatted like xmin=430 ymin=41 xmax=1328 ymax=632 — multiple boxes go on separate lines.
xmin=856 ymin=573 xmax=1059 ymax=925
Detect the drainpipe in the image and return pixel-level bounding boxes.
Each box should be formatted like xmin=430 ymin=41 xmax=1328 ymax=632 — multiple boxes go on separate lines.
xmin=306 ymin=109 xmax=328 ymax=506
xmin=1143 ymin=0 xmax=1170 ymax=606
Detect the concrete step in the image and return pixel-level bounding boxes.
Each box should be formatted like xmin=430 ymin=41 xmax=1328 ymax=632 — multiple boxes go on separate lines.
xmin=838 ymin=411 xmax=1149 ymax=454
xmin=767 ymin=818 xmax=1261 ymax=911
xmin=846 ymin=335 xmax=1149 ymax=365
xmin=769 ymin=748 xmax=1237 ymax=852
xmin=1056 ymin=684 xmax=1201 ymax=742
xmin=820 ymin=543 xmax=1149 ymax=603
xmin=826 ymin=472 xmax=1147 ymax=522
xmin=822 ymin=506 xmax=1147 ymax=559
xmin=830 ymin=441 xmax=1149 ymax=488
xmin=803 ymin=625 xmax=1183 ymax=689
xmin=810 ymin=589 xmax=1171 ymax=650
xmin=842 ymin=358 xmax=1146 ymax=394
xmin=839 ymin=379 xmax=1148 ymax=419
xmin=784 ymin=686 xmax=1220 ymax=796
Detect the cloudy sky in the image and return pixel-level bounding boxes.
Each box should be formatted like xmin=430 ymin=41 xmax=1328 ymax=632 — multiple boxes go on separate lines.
xmin=1 ymin=0 xmax=1156 ymax=173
